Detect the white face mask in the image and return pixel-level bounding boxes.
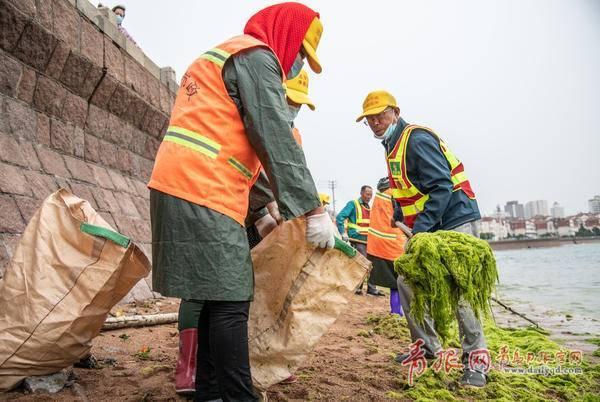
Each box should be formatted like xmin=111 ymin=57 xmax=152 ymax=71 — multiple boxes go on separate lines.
xmin=374 ymin=122 xmax=397 ymax=141
xmin=288 ymin=104 xmax=301 ymax=121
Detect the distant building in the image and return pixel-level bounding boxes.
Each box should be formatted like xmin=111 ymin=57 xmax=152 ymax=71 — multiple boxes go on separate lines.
xmin=556 ymin=218 xmax=575 ymax=237
xmin=504 ymin=200 xmax=525 ymax=219
xmin=510 ymin=220 xmax=526 ymax=237
xmin=585 ymin=217 xmax=600 ymax=230
xmin=479 ymin=217 xmax=510 ymax=240
xmin=550 ymin=202 xmax=565 ymax=219
xmin=534 ymin=220 xmax=548 ymax=236
xmin=525 ymin=220 xmax=537 ymax=238
xmin=589 ymin=195 xmax=600 ymax=214
xmin=525 ymin=200 xmax=548 ymax=219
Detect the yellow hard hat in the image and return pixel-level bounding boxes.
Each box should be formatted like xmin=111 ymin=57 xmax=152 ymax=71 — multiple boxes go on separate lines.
xmin=302 ymin=17 xmax=323 ymax=74
xmin=285 ymin=70 xmax=315 ymax=111
xmin=356 ymin=90 xmax=397 ymax=122
xmin=319 ymin=193 xmax=331 ymax=206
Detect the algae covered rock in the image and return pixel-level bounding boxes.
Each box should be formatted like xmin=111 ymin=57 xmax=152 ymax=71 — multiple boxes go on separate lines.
xmin=394 ymin=230 xmax=498 ymax=343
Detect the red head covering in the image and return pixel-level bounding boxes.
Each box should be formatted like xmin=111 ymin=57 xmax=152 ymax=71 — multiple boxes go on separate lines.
xmin=243 ymin=2 xmax=319 ymax=76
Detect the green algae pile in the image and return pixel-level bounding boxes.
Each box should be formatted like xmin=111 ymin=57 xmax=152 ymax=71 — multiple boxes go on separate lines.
xmin=366 ymin=313 xmax=600 ymax=401
xmin=394 ymin=230 xmax=498 ymax=343
xmin=367 ymin=313 xmax=410 ymax=340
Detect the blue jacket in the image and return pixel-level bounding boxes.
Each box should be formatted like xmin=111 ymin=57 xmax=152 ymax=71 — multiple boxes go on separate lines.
xmin=336 ymin=199 xmax=369 ymax=242
xmin=384 ymin=118 xmax=481 ymax=234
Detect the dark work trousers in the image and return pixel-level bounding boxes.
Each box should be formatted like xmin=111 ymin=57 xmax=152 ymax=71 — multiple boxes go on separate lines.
xmin=194 ymin=300 xmax=258 ymax=402
xmin=351 ymin=241 xmax=378 ymax=293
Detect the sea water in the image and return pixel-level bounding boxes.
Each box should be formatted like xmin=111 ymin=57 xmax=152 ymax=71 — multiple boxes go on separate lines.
xmin=495 ymin=243 xmax=600 ymax=334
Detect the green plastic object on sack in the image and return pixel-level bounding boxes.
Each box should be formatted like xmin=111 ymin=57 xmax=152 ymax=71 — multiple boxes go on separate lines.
xmin=80 ymin=223 xmax=130 ymax=248
xmin=394 ymin=230 xmax=498 ymax=343
xmin=334 ymin=237 xmax=356 ymax=258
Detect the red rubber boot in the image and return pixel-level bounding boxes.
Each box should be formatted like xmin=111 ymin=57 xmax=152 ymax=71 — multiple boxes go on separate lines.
xmin=175 ymin=328 xmax=198 ymax=395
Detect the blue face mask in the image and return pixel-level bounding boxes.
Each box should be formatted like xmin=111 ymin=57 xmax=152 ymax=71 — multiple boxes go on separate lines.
xmin=374 ymin=122 xmax=397 ymax=141
xmin=288 ymin=104 xmax=301 ymax=121
xmin=287 ymin=54 xmax=304 ymax=80
xmin=116 ymin=15 xmax=124 ymax=25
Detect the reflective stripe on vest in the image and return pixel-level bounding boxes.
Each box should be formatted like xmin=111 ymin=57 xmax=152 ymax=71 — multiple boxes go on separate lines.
xmin=148 ymin=35 xmax=284 ymax=225
xmin=163 ymin=125 xmax=221 ymax=159
xmin=366 ymin=189 xmax=406 ymax=260
xmin=199 ymin=47 xmax=230 ymax=68
xmin=348 ymin=199 xmax=370 ymax=236
xmin=387 ymin=125 xmax=476 ymax=229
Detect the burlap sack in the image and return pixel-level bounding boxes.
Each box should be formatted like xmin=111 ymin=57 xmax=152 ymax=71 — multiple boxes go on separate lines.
xmin=249 ymin=219 xmax=370 ymax=390
xmin=0 ymin=189 xmax=150 ymax=391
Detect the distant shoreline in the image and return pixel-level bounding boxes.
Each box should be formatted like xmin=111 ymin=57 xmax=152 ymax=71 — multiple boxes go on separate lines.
xmin=489 ymin=236 xmax=600 ymax=251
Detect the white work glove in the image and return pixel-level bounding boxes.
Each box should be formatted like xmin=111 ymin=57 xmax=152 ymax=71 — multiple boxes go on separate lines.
xmin=342 ymin=233 xmax=349 ymax=242
xmin=306 ymin=213 xmax=335 ymax=249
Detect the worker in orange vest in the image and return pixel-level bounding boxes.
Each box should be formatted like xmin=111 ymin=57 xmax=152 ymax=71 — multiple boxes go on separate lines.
xmin=366 ymin=177 xmax=407 ymax=315
xmin=168 ymin=59 xmax=322 ymax=395
xmin=149 ymin=4 xmax=333 ymax=400
xmin=336 ymin=186 xmax=386 ymax=296
xmin=357 ymin=90 xmax=488 ymax=388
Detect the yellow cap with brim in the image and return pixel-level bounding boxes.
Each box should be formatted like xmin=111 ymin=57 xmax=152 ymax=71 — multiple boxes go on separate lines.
xmin=356 ymin=90 xmax=397 ymax=122
xmin=285 ymin=69 xmax=315 ymax=110
xmin=319 ymin=193 xmax=331 ymax=205
xmin=302 ymin=17 xmax=323 ymax=74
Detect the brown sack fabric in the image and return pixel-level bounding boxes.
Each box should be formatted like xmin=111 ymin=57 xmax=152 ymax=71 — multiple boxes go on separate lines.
xmin=249 ymin=219 xmax=370 ymax=390
xmin=0 ymin=189 xmax=150 ymax=391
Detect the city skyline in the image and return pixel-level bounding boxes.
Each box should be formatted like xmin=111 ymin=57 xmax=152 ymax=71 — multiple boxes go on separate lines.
xmin=120 ymin=0 xmax=600 ymax=219
xmin=496 ymin=196 xmax=599 ymax=219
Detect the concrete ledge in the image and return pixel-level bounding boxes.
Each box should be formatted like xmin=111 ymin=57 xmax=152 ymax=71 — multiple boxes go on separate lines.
xmin=160 ymin=67 xmax=178 ymax=93
xmin=76 ymin=0 xmax=100 ymax=22
xmin=143 ymin=55 xmax=161 ymax=82
xmin=86 ymin=1 xmax=177 ymax=91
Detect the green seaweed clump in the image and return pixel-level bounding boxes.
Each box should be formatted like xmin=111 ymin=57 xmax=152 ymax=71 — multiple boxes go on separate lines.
xmin=366 ymin=314 xmax=410 ymax=340
xmin=394 ymin=230 xmax=498 ymax=343
xmin=403 ymin=321 xmax=600 ymax=401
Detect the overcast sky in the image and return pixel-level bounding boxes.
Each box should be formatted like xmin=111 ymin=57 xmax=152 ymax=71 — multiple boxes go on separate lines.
xmin=116 ymin=0 xmax=599 ymax=216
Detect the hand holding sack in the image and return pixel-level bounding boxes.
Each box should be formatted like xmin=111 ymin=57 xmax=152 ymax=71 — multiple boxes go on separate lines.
xmin=255 ymin=213 xmax=278 ymax=238
xmin=266 ymin=201 xmax=282 ymax=224
xmin=305 ymin=212 xmax=335 ymax=249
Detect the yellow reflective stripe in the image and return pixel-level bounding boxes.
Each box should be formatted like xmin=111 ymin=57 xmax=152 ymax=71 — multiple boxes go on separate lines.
xmin=164 ymin=136 xmax=218 ymax=160
xmin=375 ymin=192 xmax=392 ymax=201
xmin=228 ymin=157 xmax=253 ymax=179
xmin=368 ymin=227 xmax=397 ymax=240
xmin=452 ymin=171 xmax=468 ymax=185
xmin=400 ymin=195 xmax=429 ymax=216
xmin=440 ymin=139 xmax=461 ymax=169
xmin=210 ymin=47 xmax=230 ymax=59
xmin=401 ymin=204 xmax=419 ymax=216
xmin=353 ymin=200 xmax=362 ymax=221
xmin=200 ymin=53 xmax=225 ymax=67
xmin=199 ymin=47 xmax=231 ymax=68
xmin=348 ymin=223 xmax=369 ymax=231
xmin=168 ymin=126 xmax=222 ymax=152
xmin=391 ymin=185 xmax=421 ymax=199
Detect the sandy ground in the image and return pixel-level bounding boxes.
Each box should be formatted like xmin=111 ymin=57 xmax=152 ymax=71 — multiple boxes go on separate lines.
xmin=2 ymin=295 xmax=598 ymax=401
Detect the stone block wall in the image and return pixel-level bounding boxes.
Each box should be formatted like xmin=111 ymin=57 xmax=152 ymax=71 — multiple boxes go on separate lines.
xmin=0 ymin=0 xmax=178 ymax=301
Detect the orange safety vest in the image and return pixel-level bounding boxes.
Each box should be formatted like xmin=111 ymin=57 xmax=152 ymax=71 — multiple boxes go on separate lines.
xmin=366 ymin=190 xmax=406 ymax=261
xmin=387 ymin=125 xmax=476 ymax=229
xmin=347 ymin=199 xmax=370 ymax=243
xmin=148 ymin=35 xmax=284 ymax=225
